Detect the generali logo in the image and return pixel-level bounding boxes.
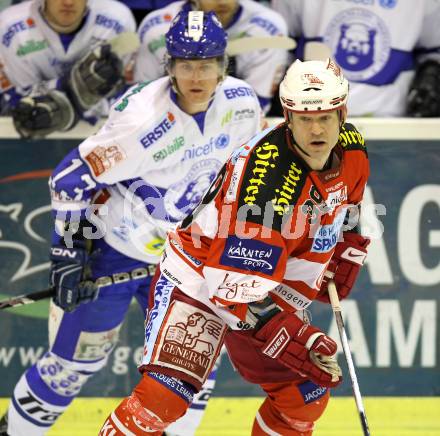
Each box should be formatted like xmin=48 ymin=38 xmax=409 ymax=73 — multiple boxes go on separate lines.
xmin=157 ymin=307 xmax=225 ymax=381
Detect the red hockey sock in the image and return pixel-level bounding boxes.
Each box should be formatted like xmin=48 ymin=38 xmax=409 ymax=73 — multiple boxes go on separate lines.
xmin=99 ymin=372 xmax=191 ymax=435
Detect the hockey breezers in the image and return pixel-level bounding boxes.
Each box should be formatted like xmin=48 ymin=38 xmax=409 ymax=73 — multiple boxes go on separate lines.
xmin=0 ymin=265 xmax=156 ymax=310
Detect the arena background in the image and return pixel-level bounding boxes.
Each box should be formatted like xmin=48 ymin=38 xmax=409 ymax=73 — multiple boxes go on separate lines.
xmin=0 ymin=117 xmax=439 ymax=435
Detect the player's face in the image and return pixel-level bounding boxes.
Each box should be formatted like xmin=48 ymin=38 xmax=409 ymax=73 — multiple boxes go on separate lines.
xmin=45 ymin=0 xmax=87 ymax=31
xmin=173 ymin=58 xmax=221 ymax=112
xmin=196 ymin=0 xmax=239 ymax=27
xmin=288 ymin=111 xmax=340 ymax=169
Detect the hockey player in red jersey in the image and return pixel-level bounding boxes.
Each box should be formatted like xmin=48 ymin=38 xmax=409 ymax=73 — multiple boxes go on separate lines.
xmin=99 ymin=58 xmax=371 ymax=435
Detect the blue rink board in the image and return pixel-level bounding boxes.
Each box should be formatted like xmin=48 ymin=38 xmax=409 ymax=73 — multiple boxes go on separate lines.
xmin=0 ymin=137 xmax=439 ymax=396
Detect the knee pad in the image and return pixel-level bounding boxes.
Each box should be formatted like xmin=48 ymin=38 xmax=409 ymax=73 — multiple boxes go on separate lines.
xmin=37 ymin=351 xmax=92 ymax=397
xmin=100 ymin=371 xmax=195 ymax=435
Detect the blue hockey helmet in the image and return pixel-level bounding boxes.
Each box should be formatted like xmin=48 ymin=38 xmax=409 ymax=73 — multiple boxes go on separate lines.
xmin=166 ymin=10 xmax=228 ymax=59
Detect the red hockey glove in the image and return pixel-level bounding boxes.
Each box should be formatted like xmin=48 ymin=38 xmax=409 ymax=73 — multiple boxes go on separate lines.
xmin=317 ymin=232 xmax=370 ymax=303
xmin=252 ymin=311 xmax=342 ymax=388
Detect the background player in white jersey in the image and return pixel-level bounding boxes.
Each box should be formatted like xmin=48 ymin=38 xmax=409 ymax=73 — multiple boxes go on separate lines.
xmin=135 ymin=0 xmax=289 ymax=114
xmin=272 ymin=0 xmax=440 ymax=117
xmin=0 ymin=10 xmax=262 ymax=436
xmin=0 ymin=0 xmax=136 ymax=138
xmin=98 ymin=57 xmax=371 ymax=436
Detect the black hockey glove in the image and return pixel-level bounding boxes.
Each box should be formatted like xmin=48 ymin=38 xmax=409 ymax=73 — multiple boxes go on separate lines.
xmin=407 ymin=60 xmax=440 ymax=117
xmin=12 ymin=90 xmax=76 ymax=138
xmin=50 ymin=222 xmax=98 ymax=312
xmin=65 ymin=43 xmax=124 ymax=112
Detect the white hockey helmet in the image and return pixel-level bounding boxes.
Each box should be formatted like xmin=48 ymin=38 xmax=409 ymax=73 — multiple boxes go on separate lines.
xmin=279 ymin=58 xmax=348 ymax=115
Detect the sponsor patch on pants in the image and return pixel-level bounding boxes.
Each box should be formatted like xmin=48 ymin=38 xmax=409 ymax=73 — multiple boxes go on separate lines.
xmin=150 ymin=300 xmax=226 ymax=384
xmin=298 ymin=381 xmax=328 ymax=404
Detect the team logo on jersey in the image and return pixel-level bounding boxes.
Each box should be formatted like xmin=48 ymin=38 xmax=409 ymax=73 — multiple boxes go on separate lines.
xmin=153 ymin=136 xmax=185 ymax=162
xmin=163 ymin=159 xmax=221 ymax=221
xmin=182 ymin=134 xmax=230 ymax=161
xmin=169 ymin=238 xmax=202 ymax=267
xmin=379 ymin=0 xmax=397 ymax=8
xmin=84 ymin=144 xmax=127 ymax=177
xmin=311 ymin=209 xmax=346 ymax=253
xmin=249 ymin=16 xmax=282 ymax=36
xmin=145 ymin=237 xmax=165 ymax=256
xmin=242 ymin=142 xmax=279 ymax=205
xmin=144 ymin=274 xmax=175 ymax=345
xmin=271 ymin=161 xmax=304 ymax=216
xmin=0 ymin=61 xmax=12 ymax=91
xmin=140 ymin=112 xmax=176 ymax=148
xmin=16 ymin=39 xmax=48 ymax=56
xmin=2 ymin=18 xmax=35 ymax=47
xmin=224 ymin=86 xmax=255 ymax=100
xmin=323 ymin=8 xmax=391 ymax=81
xmin=339 ymin=124 xmax=366 ymax=149
xmin=325 ymin=186 xmax=348 ymax=212
xmin=220 ymin=236 xmax=282 ymax=274
xmin=95 ymin=14 xmax=124 ymax=33
xmin=139 ymin=13 xmax=173 ymax=40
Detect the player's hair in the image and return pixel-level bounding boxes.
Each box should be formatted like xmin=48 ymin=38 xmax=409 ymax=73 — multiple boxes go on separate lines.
xmin=279 ymin=58 xmax=349 ymax=125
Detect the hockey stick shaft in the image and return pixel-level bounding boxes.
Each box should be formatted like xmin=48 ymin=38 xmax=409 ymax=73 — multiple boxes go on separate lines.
xmin=0 ymin=288 xmax=54 ymax=310
xmin=328 ymin=280 xmax=371 ymax=436
xmin=0 ymin=265 xmax=156 ymax=310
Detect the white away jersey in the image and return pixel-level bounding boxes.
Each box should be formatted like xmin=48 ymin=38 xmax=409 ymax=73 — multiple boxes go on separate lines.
xmin=0 ymin=0 xmax=135 ymax=93
xmin=50 ymin=76 xmax=262 ymax=264
xmin=134 ymin=0 xmax=289 ymax=113
xmin=272 ymin=0 xmax=440 ymax=116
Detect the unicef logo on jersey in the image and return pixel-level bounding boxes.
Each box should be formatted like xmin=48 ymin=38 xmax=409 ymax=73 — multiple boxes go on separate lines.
xmin=182 ymin=134 xmax=230 ymax=161
xmin=323 ymin=8 xmax=391 ymax=81
xmin=163 ymin=159 xmax=222 ymax=221
xmin=379 ymin=0 xmax=397 ymax=8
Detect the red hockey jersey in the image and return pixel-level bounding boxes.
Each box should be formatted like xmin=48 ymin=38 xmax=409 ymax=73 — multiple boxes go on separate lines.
xmin=160 ymin=122 xmax=369 ymax=329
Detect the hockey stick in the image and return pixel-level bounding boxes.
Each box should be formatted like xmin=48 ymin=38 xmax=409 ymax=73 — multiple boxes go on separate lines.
xmin=226 ymin=35 xmax=296 ymax=56
xmin=304 ymin=41 xmax=332 ymax=61
xmin=0 ymin=265 xmax=155 ymax=310
xmin=0 ymin=288 xmax=54 ymax=310
xmin=328 ymin=279 xmax=371 ymax=436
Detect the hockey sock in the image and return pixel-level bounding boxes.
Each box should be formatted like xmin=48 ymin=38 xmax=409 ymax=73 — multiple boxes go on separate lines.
xmin=99 ymin=371 xmax=195 ymax=435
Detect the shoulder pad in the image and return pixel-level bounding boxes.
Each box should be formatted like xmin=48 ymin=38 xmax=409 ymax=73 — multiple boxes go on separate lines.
xmin=338 ymin=123 xmax=367 ymax=152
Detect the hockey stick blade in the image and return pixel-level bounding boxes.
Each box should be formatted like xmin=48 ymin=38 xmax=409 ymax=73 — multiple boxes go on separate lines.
xmin=108 ymin=31 xmax=140 ymax=57
xmin=304 ymin=41 xmax=332 ymax=61
xmin=0 ymin=288 xmax=54 ymax=310
xmin=226 ymin=36 xmax=296 ymax=56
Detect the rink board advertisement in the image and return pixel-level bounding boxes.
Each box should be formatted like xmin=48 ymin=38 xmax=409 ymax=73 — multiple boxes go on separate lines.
xmin=0 ymin=136 xmax=439 ymax=397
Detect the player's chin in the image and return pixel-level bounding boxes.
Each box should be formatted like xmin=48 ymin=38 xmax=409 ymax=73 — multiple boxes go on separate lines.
xmin=309 ymin=141 xmax=328 ymax=149
xmin=189 ymin=91 xmax=210 ymax=103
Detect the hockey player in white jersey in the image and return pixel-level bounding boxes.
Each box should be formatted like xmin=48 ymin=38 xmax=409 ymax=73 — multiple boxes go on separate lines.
xmin=0 ymin=10 xmax=262 ymax=436
xmin=135 ymin=0 xmax=289 ymax=114
xmin=272 ymin=0 xmax=440 ymax=117
xmin=0 ymin=0 xmax=136 ymax=138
